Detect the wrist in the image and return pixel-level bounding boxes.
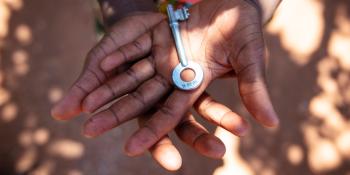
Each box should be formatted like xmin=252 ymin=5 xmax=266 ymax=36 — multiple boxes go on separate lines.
xmin=248 ymin=0 xmax=282 ymax=24
xmin=98 ymin=0 xmax=157 ymax=27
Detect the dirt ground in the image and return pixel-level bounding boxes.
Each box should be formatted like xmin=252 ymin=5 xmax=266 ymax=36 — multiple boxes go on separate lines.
xmin=0 ymin=0 xmax=350 ymax=175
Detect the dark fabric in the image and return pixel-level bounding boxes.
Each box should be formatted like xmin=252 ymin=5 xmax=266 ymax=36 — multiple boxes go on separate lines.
xmin=98 ymin=0 xmax=157 ymax=27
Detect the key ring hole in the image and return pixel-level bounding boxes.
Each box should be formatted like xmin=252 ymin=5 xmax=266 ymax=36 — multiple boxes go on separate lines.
xmin=172 ymin=61 xmax=204 ymax=90
xmin=180 ymin=68 xmax=196 ymax=82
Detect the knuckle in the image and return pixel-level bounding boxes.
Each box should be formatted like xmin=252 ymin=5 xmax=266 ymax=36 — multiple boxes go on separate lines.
xmin=97 ymin=41 xmax=109 ymax=58
xmin=176 ymin=118 xmax=195 ymax=131
xmin=159 ymin=104 xmax=177 ymax=120
xmin=153 ymin=75 xmax=170 ymax=90
xmin=75 ymin=73 xmax=99 ymax=93
xmin=110 ymin=30 xmax=126 ymax=44
xmin=104 ymin=82 xmax=116 ymax=97
xmin=146 ymin=56 xmax=156 ymax=70
xmin=132 ymin=40 xmax=144 ymax=52
xmin=126 ymin=67 xmax=141 ymax=84
xmin=198 ymin=96 xmax=216 ymax=113
xmin=237 ymin=62 xmax=266 ymax=86
xmin=87 ymin=44 xmax=108 ymax=65
xmin=130 ymin=90 xmax=146 ymax=107
xmin=219 ymin=110 xmax=232 ymax=127
xmin=118 ymin=47 xmax=129 ymax=62
xmin=106 ymin=33 xmax=118 ymax=47
xmin=109 ymin=108 xmax=120 ymax=124
xmin=143 ymin=123 xmax=160 ymax=140
xmin=74 ymin=83 xmax=89 ymax=94
xmin=86 ymin=68 xmax=104 ymax=84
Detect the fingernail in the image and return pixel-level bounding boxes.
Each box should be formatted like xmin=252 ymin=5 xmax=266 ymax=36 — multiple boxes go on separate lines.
xmin=83 ymin=119 xmax=99 ymax=138
xmin=124 ymin=137 xmax=150 ymax=157
xmin=124 ymin=141 xmax=144 ymax=157
xmin=50 ymin=94 xmax=81 ymax=121
xmin=270 ymin=119 xmax=280 ymax=128
xmin=83 ymin=113 xmax=117 ymax=138
xmin=266 ymin=112 xmax=280 ymax=128
xmin=159 ymin=155 xmax=182 ymax=171
xmin=124 ymin=129 xmax=157 ymax=156
xmin=82 ymin=127 xmax=95 ymax=139
xmin=235 ymin=122 xmax=250 ymax=137
xmin=51 ymin=102 xmax=65 ymax=121
xmin=235 ymin=127 xmax=247 ymax=137
xmin=152 ymin=144 xmax=182 ymax=171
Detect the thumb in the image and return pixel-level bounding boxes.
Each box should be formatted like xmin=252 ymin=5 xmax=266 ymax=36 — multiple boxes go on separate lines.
xmin=232 ymin=29 xmax=279 ymax=127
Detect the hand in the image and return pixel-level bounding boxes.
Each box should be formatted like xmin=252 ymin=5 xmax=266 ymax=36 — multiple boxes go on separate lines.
xmin=80 ymin=0 xmax=279 ymax=157
xmin=51 ymin=12 xmax=241 ymax=171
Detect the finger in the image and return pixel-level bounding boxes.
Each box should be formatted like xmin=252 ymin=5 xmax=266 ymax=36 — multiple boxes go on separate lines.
xmin=234 ymin=35 xmax=279 ymax=127
xmin=51 ymin=13 xmax=164 ymax=120
xmin=123 ymin=20 xmax=208 ymax=156
xmin=83 ymin=75 xmax=171 ymax=137
xmin=101 ymin=32 xmax=152 ymax=72
xmin=194 ymin=92 xmax=249 ymax=136
xmin=175 ymin=113 xmax=226 ymax=159
xmin=138 ymin=114 xmax=182 ymax=171
xmin=82 ymin=57 xmax=155 ymax=113
xmin=124 ymin=86 xmax=206 ymax=156
xmin=149 ymin=136 xmax=182 ymax=171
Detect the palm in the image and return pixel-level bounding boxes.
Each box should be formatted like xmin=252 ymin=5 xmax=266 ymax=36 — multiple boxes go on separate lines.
xmin=166 ymin=0 xmax=263 ymax=81
xmin=51 ymin=11 xmax=232 ymax=170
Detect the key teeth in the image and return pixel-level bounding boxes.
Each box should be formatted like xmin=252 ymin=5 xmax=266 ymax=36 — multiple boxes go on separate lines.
xmin=174 ymin=7 xmax=190 ymax=21
xmin=183 ymin=8 xmax=190 ymax=19
xmin=170 ymin=6 xmax=190 ymax=21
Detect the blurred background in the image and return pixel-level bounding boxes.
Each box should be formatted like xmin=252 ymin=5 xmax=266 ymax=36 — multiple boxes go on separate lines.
xmin=0 ymin=0 xmax=350 ymax=174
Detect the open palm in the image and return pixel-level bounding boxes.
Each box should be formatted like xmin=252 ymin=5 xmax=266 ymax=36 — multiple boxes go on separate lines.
xmin=52 ymin=10 xmax=248 ymax=170
xmin=79 ymin=0 xmax=279 ymax=156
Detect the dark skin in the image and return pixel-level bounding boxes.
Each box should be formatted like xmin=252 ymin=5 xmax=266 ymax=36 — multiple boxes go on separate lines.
xmin=52 ymin=0 xmax=281 ymax=171
xmin=54 ymin=3 xmax=232 ymax=170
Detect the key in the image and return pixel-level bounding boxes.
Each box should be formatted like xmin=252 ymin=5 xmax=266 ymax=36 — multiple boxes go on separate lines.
xmin=167 ymin=5 xmax=190 ymax=67
xmin=167 ymin=4 xmax=204 ymax=90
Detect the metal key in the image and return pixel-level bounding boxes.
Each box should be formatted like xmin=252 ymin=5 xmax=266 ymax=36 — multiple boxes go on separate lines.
xmin=167 ymin=4 xmax=204 ymax=90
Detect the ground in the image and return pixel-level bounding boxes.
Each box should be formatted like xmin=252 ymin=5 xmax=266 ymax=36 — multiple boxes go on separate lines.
xmin=0 ymin=0 xmax=350 ymax=175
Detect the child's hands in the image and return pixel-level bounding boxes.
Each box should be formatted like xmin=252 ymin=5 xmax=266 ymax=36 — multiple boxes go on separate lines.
xmin=51 ymin=12 xmax=236 ymax=170
xmin=79 ymin=0 xmax=279 ymax=156
xmin=51 ymin=12 xmax=165 ymax=120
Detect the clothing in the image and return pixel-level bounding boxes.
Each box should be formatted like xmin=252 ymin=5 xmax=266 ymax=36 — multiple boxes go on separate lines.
xmin=158 ymin=0 xmax=201 ymax=13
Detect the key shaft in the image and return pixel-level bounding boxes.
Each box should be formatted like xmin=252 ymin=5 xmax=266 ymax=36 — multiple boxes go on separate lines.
xmin=167 ymin=5 xmax=189 ymax=67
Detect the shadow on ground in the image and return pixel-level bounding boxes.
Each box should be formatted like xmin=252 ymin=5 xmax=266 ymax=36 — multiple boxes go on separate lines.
xmin=0 ymin=0 xmax=350 ymax=175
